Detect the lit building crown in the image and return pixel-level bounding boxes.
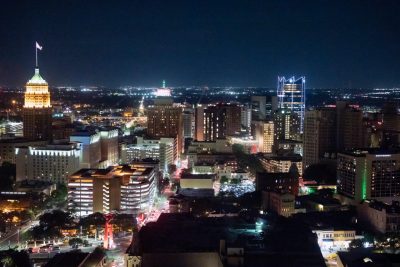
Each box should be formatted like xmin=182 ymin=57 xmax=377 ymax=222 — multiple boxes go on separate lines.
xmin=24 ymin=67 xmax=51 ymax=108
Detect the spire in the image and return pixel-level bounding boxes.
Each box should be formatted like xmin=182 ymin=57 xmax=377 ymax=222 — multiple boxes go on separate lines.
xmin=162 ymin=80 xmax=166 ymax=88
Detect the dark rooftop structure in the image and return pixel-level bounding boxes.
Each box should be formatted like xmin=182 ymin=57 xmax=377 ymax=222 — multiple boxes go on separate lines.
xmin=337 ymin=251 xmax=400 ymax=267
xmin=127 ymin=213 xmax=326 ymax=267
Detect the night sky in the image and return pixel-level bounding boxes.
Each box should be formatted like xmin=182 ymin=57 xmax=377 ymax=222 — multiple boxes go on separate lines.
xmin=1 ymin=0 xmax=400 ymax=88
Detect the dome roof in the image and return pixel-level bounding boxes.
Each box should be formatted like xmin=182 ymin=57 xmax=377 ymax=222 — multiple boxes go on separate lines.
xmin=27 ymin=68 xmax=47 ymax=85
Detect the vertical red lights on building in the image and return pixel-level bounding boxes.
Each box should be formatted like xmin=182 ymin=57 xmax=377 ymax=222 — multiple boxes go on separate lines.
xmin=103 ymin=214 xmax=114 ymax=250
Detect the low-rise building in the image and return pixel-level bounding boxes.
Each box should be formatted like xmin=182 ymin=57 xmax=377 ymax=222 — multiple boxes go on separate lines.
xmin=256 ymin=169 xmax=299 ymax=195
xmin=262 ymin=191 xmax=295 ymax=217
xmin=357 ymin=199 xmax=400 ymax=234
xmin=259 ymin=154 xmax=303 ymax=174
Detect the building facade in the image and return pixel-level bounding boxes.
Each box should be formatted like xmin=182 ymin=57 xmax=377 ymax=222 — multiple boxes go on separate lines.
xmin=303 ymin=107 xmax=337 ymax=168
xmin=203 ymin=104 xmax=241 ymax=141
xmin=22 ymin=68 xmax=52 ymax=141
xmin=16 ymin=142 xmax=81 ymax=183
xmin=337 ymin=149 xmax=400 ymax=203
xmin=68 ymin=164 xmax=157 ymax=216
xmin=277 ymin=76 xmax=306 ymax=133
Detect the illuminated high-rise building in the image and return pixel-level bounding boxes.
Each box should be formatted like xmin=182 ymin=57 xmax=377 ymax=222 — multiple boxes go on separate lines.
xmin=194 ymin=105 xmax=205 ymax=141
xmin=274 ymin=108 xmax=301 ymax=142
xmin=337 ymin=149 xmax=400 ymax=203
xmin=203 ymin=103 xmax=241 ymax=141
xmin=255 ymin=121 xmax=275 ymax=153
xmin=277 ymin=76 xmax=305 ymax=133
xmin=303 ymin=107 xmax=337 ymax=168
xmin=22 ymin=67 xmax=52 ymax=140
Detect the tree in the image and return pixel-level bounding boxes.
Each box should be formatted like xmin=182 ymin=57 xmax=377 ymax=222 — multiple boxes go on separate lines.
xmin=349 ymin=239 xmax=364 ymax=250
xmin=68 ymin=237 xmax=83 ymax=246
xmin=220 ymin=176 xmax=229 ymax=184
xmin=112 ymin=213 xmax=135 ymax=232
xmin=0 ymin=162 xmax=16 ymax=191
xmin=1 ymin=256 xmax=14 ymax=267
xmin=168 ymin=164 xmax=177 ymax=175
xmin=230 ymin=178 xmax=240 ymax=185
xmin=79 ymin=212 xmax=105 ymax=228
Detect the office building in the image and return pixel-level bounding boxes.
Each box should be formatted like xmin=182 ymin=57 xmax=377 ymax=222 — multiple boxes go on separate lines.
xmin=274 ymin=108 xmax=301 ymax=142
xmin=336 ymin=101 xmax=363 ymax=151
xmin=357 ymin=200 xmax=400 ymax=234
xmin=203 ymin=103 xmax=241 ymax=141
xmin=0 ymin=121 xmax=23 ymax=138
xmin=22 ymin=67 xmax=52 ymax=140
xmin=255 ymin=121 xmax=275 ymax=153
xmin=0 ymin=138 xmax=47 ymax=164
xmin=146 ymin=99 xmax=183 ymax=155
xmin=194 ymin=105 xmax=205 ymax=141
xmin=15 ymin=142 xmax=81 ymax=183
xmin=146 ymin=98 xmax=182 ymax=138
xmin=303 ymin=107 xmax=337 ymax=168
xmin=337 ymin=149 xmax=400 ymax=203
xmin=70 ymin=131 xmax=101 ymax=168
xmin=382 ymin=102 xmax=400 ymax=132
xmin=241 ymin=103 xmax=252 ymax=132
xmin=100 ymin=128 xmax=119 ymax=166
xmin=68 ymin=164 xmax=157 ymax=216
xmin=259 ymin=154 xmax=303 ymax=174
xmin=277 ymin=76 xmax=306 ymax=133
xmin=182 ymin=110 xmax=194 ymax=139
xmin=251 ymin=96 xmax=266 ymax=121
xmin=122 ymin=137 xmax=174 ymax=171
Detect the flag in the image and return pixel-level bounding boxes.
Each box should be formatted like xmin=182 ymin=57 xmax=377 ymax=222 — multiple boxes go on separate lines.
xmin=36 ymin=42 xmax=42 ymax=50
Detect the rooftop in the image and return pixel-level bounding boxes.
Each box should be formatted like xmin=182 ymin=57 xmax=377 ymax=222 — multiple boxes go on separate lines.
xmin=27 ymin=68 xmax=47 ymax=85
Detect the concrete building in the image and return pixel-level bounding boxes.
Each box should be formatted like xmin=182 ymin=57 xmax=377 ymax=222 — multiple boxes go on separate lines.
xmin=337 ymin=149 xmax=400 ymax=203
xmin=16 ymin=142 xmax=81 ymax=183
xmin=241 ymin=103 xmax=252 ymax=132
xmin=336 ymin=102 xmax=363 ymax=151
xmin=357 ymin=200 xmax=400 ymax=234
xmin=100 ymin=128 xmax=119 ymax=167
xmin=122 ymin=137 xmax=174 ymax=171
xmin=251 ymin=96 xmax=267 ymax=121
xmin=68 ymin=164 xmax=157 ymax=216
xmin=194 ymin=105 xmax=205 ymax=141
xmin=259 ymin=154 xmax=303 ymax=174
xmin=70 ymin=131 xmax=101 ymax=168
xmin=180 ymin=173 xmax=215 ymax=190
xmin=22 ymin=68 xmax=52 ymax=141
xmin=146 ymin=99 xmax=183 ymax=155
xmin=262 ymin=191 xmax=295 ymax=217
xmin=303 ymin=107 xmax=337 ymax=168
xmin=203 ymin=103 xmax=241 ymax=141
xmin=274 ymin=108 xmax=301 ymax=143
xmin=256 ymin=170 xmax=299 ymax=196
xmin=0 ymin=138 xmax=47 ymax=164
xmin=254 ymin=121 xmax=274 ymax=153
xmin=182 ymin=110 xmax=194 ymax=139
xmin=0 ymin=121 xmax=23 ymax=138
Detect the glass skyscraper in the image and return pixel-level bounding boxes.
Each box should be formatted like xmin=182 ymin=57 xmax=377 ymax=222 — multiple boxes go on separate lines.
xmin=277 ymin=76 xmax=306 ymax=133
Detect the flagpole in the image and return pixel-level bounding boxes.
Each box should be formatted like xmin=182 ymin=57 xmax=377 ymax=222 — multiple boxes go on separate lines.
xmin=35 ymin=43 xmax=38 ymax=67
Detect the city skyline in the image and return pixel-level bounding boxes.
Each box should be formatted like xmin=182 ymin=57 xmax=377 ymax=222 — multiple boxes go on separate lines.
xmin=1 ymin=0 xmax=400 ymax=88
